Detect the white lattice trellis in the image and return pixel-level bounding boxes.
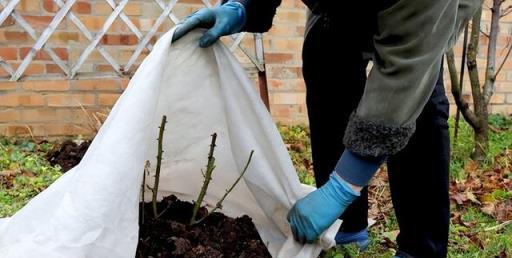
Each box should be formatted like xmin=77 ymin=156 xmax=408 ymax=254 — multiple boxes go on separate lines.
xmin=0 ymin=0 xmax=266 ymax=81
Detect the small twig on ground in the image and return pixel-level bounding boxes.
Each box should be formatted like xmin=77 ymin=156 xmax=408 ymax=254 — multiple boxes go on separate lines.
xmin=484 ymin=220 xmax=512 ymax=231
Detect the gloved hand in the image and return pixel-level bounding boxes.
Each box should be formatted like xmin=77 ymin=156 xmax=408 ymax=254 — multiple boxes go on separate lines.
xmin=172 ymin=1 xmax=246 ymax=47
xmin=287 ymin=173 xmax=360 ymax=243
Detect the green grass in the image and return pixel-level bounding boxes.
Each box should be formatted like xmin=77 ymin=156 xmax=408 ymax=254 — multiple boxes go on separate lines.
xmin=0 ymin=138 xmax=62 ymax=217
xmin=450 ymin=114 xmax=512 ymax=181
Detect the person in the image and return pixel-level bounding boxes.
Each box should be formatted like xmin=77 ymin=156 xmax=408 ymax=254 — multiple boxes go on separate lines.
xmin=171 ymin=0 xmax=480 ymax=257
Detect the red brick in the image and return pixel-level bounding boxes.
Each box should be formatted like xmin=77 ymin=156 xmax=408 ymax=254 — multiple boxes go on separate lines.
xmin=79 ymin=16 xmax=107 ymax=31
xmin=273 ymin=10 xmax=307 ymax=24
xmin=120 ymin=34 xmax=138 ymax=45
xmin=124 ymin=2 xmax=142 ymax=15
xmin=56 ymin=109 xmax=92 ymax=123
xmin=271 ymin=92 xmax=306 ymax=105
xmin=17 ymin=0 xmax=41 ymax=13
xmin=265 ymin=53 xmax=294 ymax=64
xmin=491 ymin=94 xmax=505 ymax=104
xmin=280 ymin=0 xmax=304 ymax=8
xmin=0 ymin=48 xmax=17 ymax=60
xmin=23 ymin=63 xmax=45 ymax=75
xmin=5 ymin=63 xmax=45 ymax=76
xmin=48 ymin=32 xmax=79 ymax=44
xmin=98 ymin=93 xmax=121 ymax=105
xmin=96 ymin=64 xmax=115 ymax=72
xmin=73 ymin=1 xmax=91 ymax=14
xmin=269 ymin=67 xmax=302 ymax=79
xmin=0 ymin=93 xmax=45 ymax=107
xmin=1 ymin=124 xmax=92 ymax=137
xmin=2 ymin=125 xmax=32 ymax=137
xmin=46 ymin=94 xmax=95 ymax=107
xmin=22 ymin=80 xmax=70 ymax=91
xmin=101 ymin=34 xmax=138 ymax=45
xmin=20 ymin=109 xmax=58 ymax=122
xmin=20 ymin=47 xmax=68 ymax=61
xmin=0 ymin=109 xmax=20 ymax=122
xmin=271 ymin=104 xmax=291 ymax=117
xmin=44 ymin=124 xmax=92 ymax=136
xmin=269 ymin=38 xmax=304 ymax=53
xmin=0 ymin=81 xmax=18 ymax=90
xmin=21 ymin=15 xmax=62 ymax=29
xmin=497 ymin=82 xmax=512 ymax=92
xmin=120 ymin=78 xmax=130 ymax=90
xmin=95 ymin=3 xmax=113 ymax=15
xmin=4 ymin=31 xmax=28 ymax=42
xmin=46 ymin=64 xmax=62 ymax=73
xmin=43 ymin=0 xmax=58 ymax=12
xmin=72 ymin=79 xmax=120 ymax=90
xmin=20 ymin=48 xmax=48 ymax=60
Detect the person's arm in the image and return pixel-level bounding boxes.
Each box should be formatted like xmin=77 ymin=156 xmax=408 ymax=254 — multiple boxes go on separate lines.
xmin=343 ymin=0 xmax=480 ymax=160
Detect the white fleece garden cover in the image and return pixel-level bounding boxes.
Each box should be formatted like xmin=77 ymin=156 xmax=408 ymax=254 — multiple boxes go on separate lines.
xmin=0 ymin=29 xmax=340 ymax=258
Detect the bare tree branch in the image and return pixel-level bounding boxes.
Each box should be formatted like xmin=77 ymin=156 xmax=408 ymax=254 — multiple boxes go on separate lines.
xmin=496 ymin=40 xmax=512 ymax=77
xmin=480 ymin=29 xmax=490 ymax=38
xmin=467 ymin=7 xmax=483 ymax=105
xmin=483 ymin=0 xmax=502 ymax=105
xmin=500 ymin=5 xmax=512 ymax=17
xmin=447 ymin=50 xmax=480 ymax=128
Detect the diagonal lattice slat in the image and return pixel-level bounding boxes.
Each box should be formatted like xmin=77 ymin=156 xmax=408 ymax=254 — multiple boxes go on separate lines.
xmin=0 ymin=0 xmax=18 ymax=25
xmin=105 ymin=0 xmax=153 ymax=52
xmin=125 ymin=0 xmax=177 ymax=72
xmin=53 ymin=0 xmax=122 ymax=78
xmin=70 ymin=0 xmax=129 ymax=78
xmin=155 ymin=0 xmax=180 ymax=24
xmin=0 ymin=0 xmax=70 ymax=76
xmin=0 ymin=0 xmax=266 ymax=81
xmin=10 ymin=0 xmax=76 ymax=81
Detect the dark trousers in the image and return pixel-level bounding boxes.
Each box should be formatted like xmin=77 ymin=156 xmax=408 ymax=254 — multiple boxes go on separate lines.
xmin=302 ymin=15 xmax=450 ymax=258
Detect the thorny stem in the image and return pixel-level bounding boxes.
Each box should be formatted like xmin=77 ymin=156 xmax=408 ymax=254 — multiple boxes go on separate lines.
xmin=152 ymin=115 xmax=167 ymax=218
xmin=195 ymin=150 xmax=254 ymax=224
xmin=190 ymin=133 xmax=218 ymax=225
xmin=141 ymin=160 xmax=150 ymax=225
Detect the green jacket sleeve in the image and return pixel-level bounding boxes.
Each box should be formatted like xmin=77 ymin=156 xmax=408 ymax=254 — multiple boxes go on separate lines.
xmin=344 ymin=0 xmax=481 ymax=157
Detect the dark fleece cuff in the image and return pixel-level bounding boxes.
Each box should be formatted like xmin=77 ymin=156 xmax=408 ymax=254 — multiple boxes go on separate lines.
xmin=343 ymin=113 xmax=416 ymax=157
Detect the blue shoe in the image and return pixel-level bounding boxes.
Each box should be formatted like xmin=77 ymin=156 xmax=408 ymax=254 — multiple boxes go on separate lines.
xmin=334 ymin=228 xmax=370 ymax=251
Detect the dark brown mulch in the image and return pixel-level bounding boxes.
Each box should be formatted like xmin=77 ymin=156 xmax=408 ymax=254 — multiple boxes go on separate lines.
xmin=46 ymin=140 xmax=91 ymax=172
xmin=137 ymin=195 xmax=271 ymax=258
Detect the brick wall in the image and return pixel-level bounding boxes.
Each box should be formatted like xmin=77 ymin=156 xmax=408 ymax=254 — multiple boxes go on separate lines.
xmin=0 ymin=0 xmax=511 ymax=137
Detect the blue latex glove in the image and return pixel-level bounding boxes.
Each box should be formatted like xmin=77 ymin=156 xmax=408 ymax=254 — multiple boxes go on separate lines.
xmin=172 ymin=1 xmax=246 ymax=47
xmin=287 ymin=173 xmax=360 ymax=243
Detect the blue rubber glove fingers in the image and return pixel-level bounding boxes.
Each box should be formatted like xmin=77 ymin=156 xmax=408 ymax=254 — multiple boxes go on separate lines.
xmin=287 ymin=173 xmax=360 ymax=244
xmin=199 ymin=2 xmax=246 ymax=47
xmin=172 ymin=8 xmax=215 ymax=43
xmin=171 ymin=1 xmax=246 ymax=47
